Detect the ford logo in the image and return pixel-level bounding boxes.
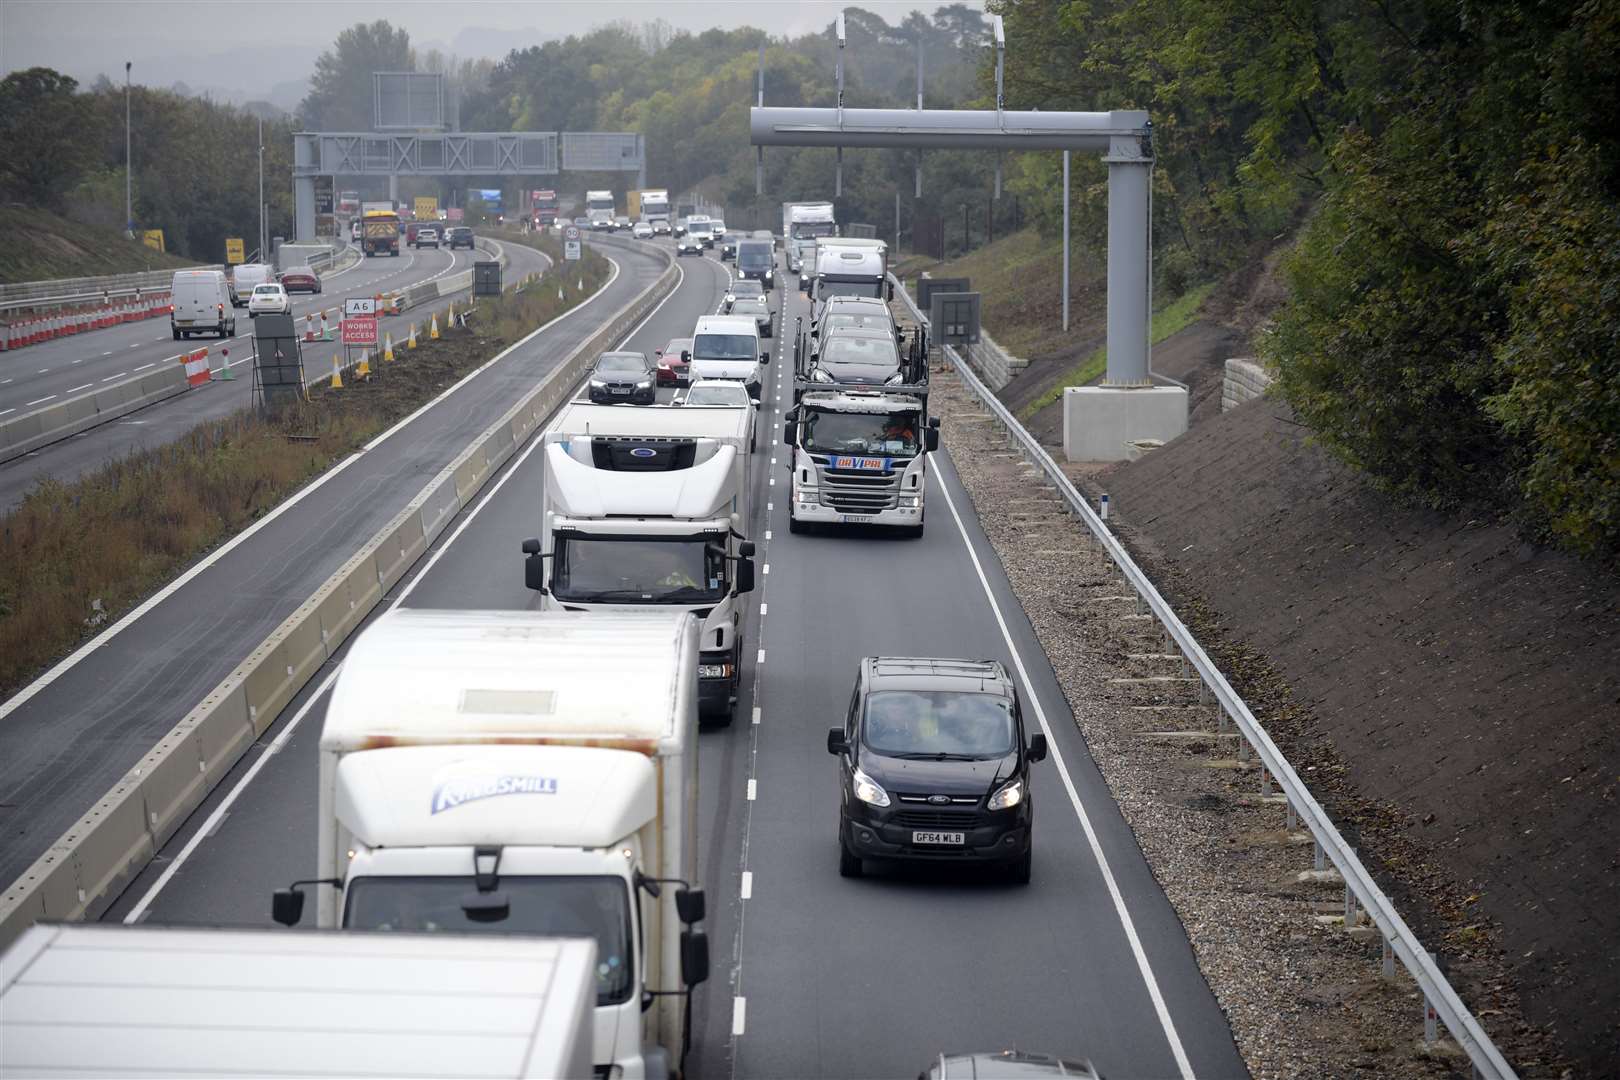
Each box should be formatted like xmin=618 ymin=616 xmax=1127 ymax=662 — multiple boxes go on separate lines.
xmin=926 ymin=795 xmax=952 ymax=805
xmin=629 ymin=447 xmax=657 ymax=458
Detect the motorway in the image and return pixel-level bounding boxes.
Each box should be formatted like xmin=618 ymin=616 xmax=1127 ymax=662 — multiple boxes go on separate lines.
xmin=98 ymin=240 xmax=1248 ymax=1077
xmin=0 ymin=236 xmax=551 ymax=507
xmin=0 ymin=232 xmax=655 ymax=892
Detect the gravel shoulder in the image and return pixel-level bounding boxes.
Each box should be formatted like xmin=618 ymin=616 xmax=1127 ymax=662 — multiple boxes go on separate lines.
xmin=933 ymin=368 xmax=1568 ymax=1079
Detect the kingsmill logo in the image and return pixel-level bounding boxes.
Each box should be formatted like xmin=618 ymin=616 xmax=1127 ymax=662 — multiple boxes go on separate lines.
xmin=430 ymin=774 xmax=558 ymax=814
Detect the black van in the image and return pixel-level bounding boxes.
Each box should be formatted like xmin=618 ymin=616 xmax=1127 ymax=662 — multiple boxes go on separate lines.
xmin=736 ymin=240 xmax=776 ymax=288
xmin=827 ymin=657 xmax=1047 ymax=883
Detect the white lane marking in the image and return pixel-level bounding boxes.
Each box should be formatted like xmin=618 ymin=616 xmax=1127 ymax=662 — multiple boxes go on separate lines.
xmin=759 ymin=603 xmax=767 ymax=616
xmin=934 ymin=468 xmax=1195 ymax=1079
xmin=0 ymin=251 xmax=622 ymax=726
xmin=766 ymin=502 xmax=772 ymax=512
xmin=746 ymin=778 xmax=757 ymax=801
xmin=133 ymin=363 xmax=154 ymax=372
xmin=764 ymin=530 xmax=771 ymax=541
xmin=37 ymin=368 xmax=48 ymax=374
xmin=71 ymin=358 xmax=84 ymax=364
xmin=102 ymin=373 xmax=125 ymax=382
xmin=0 ymin=378 xmax=11 ymax=384
xmin=128 ymin=342 xmax=140 ymax=348
xmin=751 ymin=706 xmax=761 ymax=725
xmin=755 ymin=648 xmax=764 ymax=665
xmin=25 ymin=395 xmax=55 ymax=406
xmin=768 ymin=476 xmax=775 ymax=486
xmin=124 ymin=662 xmax=342 ymax=923
xmin=732 ymin=997 xmax=747 ymax=1037
xmin=66 ymin=383 xmax=92 ymax=394
xmin=762 ymin=563 xmax=769 ymax=574
xmin=0 ymin=408 xmax=12 ymax=417
xmin=740 ymin=871 xmax=752 ymax=900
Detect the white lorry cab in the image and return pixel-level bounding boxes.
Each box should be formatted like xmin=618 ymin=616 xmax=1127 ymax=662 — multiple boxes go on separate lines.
xmin=273 ymin=608 xmax=708 ymax=1080
xmin=783 ymin=386 xmax=939 ymax=537
xmin=689 ymin=314 xmax=768 ymax=400
xmin=169 ymin=269 xmax=235 ymax=340
xmin=0 ymin=924 xmax=597 ymax=1079
xmin=586 ymin=189 xmax=617 ymax=229
xmin=523 ymin=400 xmax=757 ymax=722
xmin=805 ymin=237 xmax=891 ymax=303
xmin=784 ymin=201 xmax=837 ymax=272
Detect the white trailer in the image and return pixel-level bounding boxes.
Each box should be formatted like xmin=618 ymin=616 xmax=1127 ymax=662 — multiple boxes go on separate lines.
xmin=284 ymin=608 xmax=707 ymax=1080
xmin=524 ymin=401 xmax=757 ymax=723
xmin=0 ymin=923 xmax=596 ymax=1078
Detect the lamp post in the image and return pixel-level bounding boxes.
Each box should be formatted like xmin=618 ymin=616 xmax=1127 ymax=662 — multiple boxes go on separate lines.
xmin=258 ymin=117 xmax=266 ymax=262
xmin=124 ymin=61 xmax=133 ymax=239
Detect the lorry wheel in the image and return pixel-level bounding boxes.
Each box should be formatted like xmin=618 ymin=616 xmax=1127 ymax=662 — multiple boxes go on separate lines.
xmin=171 ymin=327 xmax=180 ymax=341
xmin=788 ymin=515 xmax=806 ymax=535
xmin=900 ymin=524 xmax=924 ymax=539
xmin=1007 ymin=849 xmax=1033 ymax=885
xmin=839 ymin=841 xmax=865 ymax=878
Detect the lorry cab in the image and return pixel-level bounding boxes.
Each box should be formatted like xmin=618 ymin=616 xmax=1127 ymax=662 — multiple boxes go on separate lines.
xmin=806 ymin=240 xmax=891 ymax=301
xmin=783 ymin=387 xmax=940 ymax=538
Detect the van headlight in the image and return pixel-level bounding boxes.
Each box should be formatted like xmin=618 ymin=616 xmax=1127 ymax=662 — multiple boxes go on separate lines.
xmin=852 ymin=767 xmax=890 ymax=808
xmin=884 ymin=372 xmax=905 ymax=385
xmin=987 ymin=777 xmax=1024 ymax=811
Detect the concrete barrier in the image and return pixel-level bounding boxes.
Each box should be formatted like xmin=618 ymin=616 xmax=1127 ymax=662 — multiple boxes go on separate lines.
xmin=1222 ymin=357 xmax=1273 ymax=412
xmin=0 ymin=362 xmax=191 ymax=466
xmin=0 ymin=240 xmax=678 ymax=952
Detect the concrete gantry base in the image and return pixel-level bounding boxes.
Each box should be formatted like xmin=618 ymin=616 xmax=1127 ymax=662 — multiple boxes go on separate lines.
xmin=1062 ymin=385 xmax=1189 ymax=462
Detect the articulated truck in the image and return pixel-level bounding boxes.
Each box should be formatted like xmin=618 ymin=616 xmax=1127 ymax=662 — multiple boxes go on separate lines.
xmin=783 ymin=201 xmax=837 ymax=273
xmin=273 ymin=608 xmax=708 ymax=1080
xmin=523 ymin=401 xmax=757 ymax=723
xmin=1 ymin=924 xmax=597 ymax=1078
xmin=586 ymin=189 xmax=617 ymax=229
xmin=783 ymin=386 xmax=940 ymax=537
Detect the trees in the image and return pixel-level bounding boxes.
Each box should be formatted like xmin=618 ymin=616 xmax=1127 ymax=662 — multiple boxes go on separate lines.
xmin=0 ymin=69 xmax=94 ymax=208
xmin=298 ymin=21 xmax=413 ymax=130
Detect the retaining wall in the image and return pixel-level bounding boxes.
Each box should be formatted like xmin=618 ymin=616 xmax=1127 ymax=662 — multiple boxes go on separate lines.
xmin=1222 ymin=357 xmax=1272 ymax=412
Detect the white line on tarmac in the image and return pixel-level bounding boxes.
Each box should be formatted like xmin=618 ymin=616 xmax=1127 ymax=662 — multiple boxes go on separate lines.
xmin=102 ymin=373 xmax=126 ymax=382
xmin=0 ymin=409 xmax=13 ymax=417
xmin=133 ymin=363 xmax=154 ymax=372
xmin=66 ymin=383 xmax=92 ymax=394
xmin=740 ymin=871 xmax=752 ymax=899
xmin=934 ymin=468 xmax=1196 ymax=1080
xmin=732 ymin=997 xmax=747 ymax=1037
xmin=746 ymin=778 xmax=757 ymax=801
xmin=25 ymin=395 xmax=54 ymax=406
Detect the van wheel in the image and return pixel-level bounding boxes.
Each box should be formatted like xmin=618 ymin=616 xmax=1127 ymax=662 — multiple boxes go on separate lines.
xmin=1007 ymin=849 xmax=1032 ymax=885
xmin=839 ymin=841 xmax=864 ymax=879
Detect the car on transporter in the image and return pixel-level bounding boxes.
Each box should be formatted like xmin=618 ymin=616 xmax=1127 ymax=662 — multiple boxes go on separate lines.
xmin=827 ymin=657 xmax=1047 ymax=883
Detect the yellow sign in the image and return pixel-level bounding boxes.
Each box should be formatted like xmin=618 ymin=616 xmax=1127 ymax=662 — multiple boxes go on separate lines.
xmin=414 ymin=196 xmax=440 ymax=221
xmin=225 ymin=238 xmax=245 ymax=264
xmin=141 ymin=229 xmax=165 ymax=253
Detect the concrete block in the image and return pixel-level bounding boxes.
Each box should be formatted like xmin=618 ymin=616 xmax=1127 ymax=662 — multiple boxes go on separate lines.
xmin=281 ymin=602 xmax=328 ymax=686
xmin=453 ymin=455 xmax=482 ymax=501
xmin=134 ymin=719 xmax=212 ymax=847
xmin=315 ymin=575 xmax=365 ymax=650
xmin=417 ymin=479 xmax=461 ymax=544
xmin=189 ymin=684 xmax=256 ymax=796
xmin=1062 ymin=385 xmax=1189 ymax=462
xmin=65 ymin=777 xmax=153 ymax=920
xmin=0 ymin=845 xmax=77 ymax=952
xmin=376 ymin=513 xmax=426 ymax=592
xmin=345 ymin=551 xmax=383 ymax=613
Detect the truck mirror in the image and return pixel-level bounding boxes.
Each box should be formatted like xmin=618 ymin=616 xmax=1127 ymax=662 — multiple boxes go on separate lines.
xmin=760 ymin=352 xmax=770 ymax=364
xmin=521 ymin=537 xmax=541 ymax=555
xmin=887 ymin=280 xmax=895 ymax=301
xmin=827 ymin=728 xmax=848 ymax=755
xmin=925 ymin=428 xmax=940 ymax=453
xmin=270 ymin=888 xmax=304 ymax=927
xmin=735 ymin=558 xmax=756 ymax=595
xmin=783 ymin=421 xmax=797 ymax=446
xmin=675 ymin=886 xmax=706 ymax=924
xmin=681 ymin=929 xmax=710 ymax=988
xmin=1028 ymin=733 xmax=1049 ymax=764
xmin=929 ymin=416 xmax=941 ymax=429
xmin=739 ymin=540 xmax=756 ymax=557
xmin=524 ymin=553 xmax=548 ymax=593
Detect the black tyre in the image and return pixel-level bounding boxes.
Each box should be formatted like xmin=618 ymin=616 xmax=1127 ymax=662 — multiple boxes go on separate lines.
xmin=1007 ymin=849 xmax=1032 ymax=885
xmin=839 ymin=841 xmax=864 ymax=878
xmin=788 ymin=514 xmax=806 ymax=535
xmin=171 ymin=327 xmax=180 ymax=341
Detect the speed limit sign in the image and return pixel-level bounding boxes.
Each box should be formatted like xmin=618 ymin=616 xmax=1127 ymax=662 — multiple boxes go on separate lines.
xmin=563 ymin=224 xmax=582 ymax=261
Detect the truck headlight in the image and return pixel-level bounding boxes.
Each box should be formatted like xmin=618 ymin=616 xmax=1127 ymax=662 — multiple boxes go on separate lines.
xmin=852 ymin=767 xmax=890 ymax=808
xmin=899 ymin=495 xmax=920 ymax=509
xmin=811 ymin=369 xmax=832 ymax=383
xmin=884 ymin=372 xmax=905 ymax=385
xmin=987 ymin=777 xmax=1024 ymax=811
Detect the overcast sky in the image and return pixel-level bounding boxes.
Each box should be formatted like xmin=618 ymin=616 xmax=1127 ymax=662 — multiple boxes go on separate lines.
xmin=2 ymin=1 xmax=972 ymax=108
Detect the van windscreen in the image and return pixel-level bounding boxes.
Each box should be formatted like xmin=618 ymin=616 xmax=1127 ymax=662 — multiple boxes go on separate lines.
xmin=694 ymin=334 xmax=756 ymax=360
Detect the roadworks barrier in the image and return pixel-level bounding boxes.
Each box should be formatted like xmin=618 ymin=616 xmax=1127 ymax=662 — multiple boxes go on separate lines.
xmin=0 ymin=235 xmax=676 ymax=951
xmin=0 ymin=363 xmax=193 ymax=466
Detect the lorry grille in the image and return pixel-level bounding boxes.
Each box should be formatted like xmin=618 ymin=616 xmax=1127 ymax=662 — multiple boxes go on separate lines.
xmin=812 ymin=457 xmax=901 ymax=512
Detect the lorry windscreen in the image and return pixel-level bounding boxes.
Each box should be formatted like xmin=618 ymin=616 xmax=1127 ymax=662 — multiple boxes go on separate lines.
xmin=802 ymin=408 xmax=919 ymax=457
xmin=552 ymin=533 xmax=729 ymax=604
xmin=792 ymin=222 xmax=836 ymax=239
xmin=694 ymin=334 xmax=757 ymax=361
xmin=343 ymin=875 xmax=634 ymax=1005
xmin=818 ymin=278 xmax=883 ymax=300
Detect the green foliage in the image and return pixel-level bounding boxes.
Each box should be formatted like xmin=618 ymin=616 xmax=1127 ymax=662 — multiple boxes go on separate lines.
xmin=299 ymin=21 xmax=413 ymax=130
xmin=0 ymin=205 xmax=197 ymax=283
xmin=0 ymin=68 xmax=95 ymax=208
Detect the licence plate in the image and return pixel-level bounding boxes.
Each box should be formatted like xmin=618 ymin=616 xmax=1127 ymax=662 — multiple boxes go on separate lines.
xmin=610 ymin=387 xmax=630 ymax=394
xmin=698 ymin=664 xmax=730 ymax=679
xmin=842 ymin=514 xmax=874 ymax=523
xmin=833 ymin=456 xmax=887 ymax=471
xmin=912 ymin=831 xmax=965 ymax=845
xmin=177 ymin=319 xmax=194 ymax=326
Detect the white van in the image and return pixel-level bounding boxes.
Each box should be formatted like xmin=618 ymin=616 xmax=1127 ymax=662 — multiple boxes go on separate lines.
xmin=229 ymin=262 xmax=272 ymax=307
xmin=690 ymin=314 xmax=767 ymax=400
xmin=169 ymin=269 xmax=235 ymax=341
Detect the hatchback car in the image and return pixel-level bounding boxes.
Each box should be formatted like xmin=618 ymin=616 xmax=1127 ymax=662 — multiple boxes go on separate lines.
xmin=633 ymin=222 xmax=655 ymax=239
xmin=920 ymin=1050 xmax=1103 ymax=1080
xmin=247 ymin=282 xmax=291 ymax=318
xmin=654 ymin=337 xmax=693 ymax=386
xmin=720 ymin=236 xmax=739 ymax=261
xmin=828 ymin=657 xmax=1046 ymax=882
xmin=587 ymin=351 xmax=657 ymax=405
xmin=723 ymin=279 xmax=767 ymax=311
xmin=414 ymin=227 xmax=440 ymax=249
xmin=614 ymin=215 xmax=633 ymax=231
xmin=651 ymin=219 xmax=672 ymax=235
xmin=676 ymin=234 xmax=704 ymax=257
xmin=809 ymin=326 xmax=905 ymax=386
xmin=277 ymin=267 xmax=321 ymax=294
xmin=729 ymin=296 xmax=773 ymax=338
xmin=444 ymin=226 xmax=475 ymax=249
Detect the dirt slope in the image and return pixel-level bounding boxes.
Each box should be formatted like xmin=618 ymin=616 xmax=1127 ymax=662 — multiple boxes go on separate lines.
xmin=1095 ymin=396 xmax=1619 ymax=1072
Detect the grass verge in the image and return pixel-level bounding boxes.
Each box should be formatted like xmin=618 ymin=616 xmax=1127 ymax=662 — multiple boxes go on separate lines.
xmin=0 ymin=239 xmax=610 ymax=698
xmin=1016 ymin=282 xmax=1216 ymax=421
xmin=0 ymin=205 xmax=198 ymax=283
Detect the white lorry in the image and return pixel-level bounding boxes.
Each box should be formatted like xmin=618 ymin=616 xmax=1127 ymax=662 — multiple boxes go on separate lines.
xmin=586 ymin=189 xmax=617 ymax=229
xmin=523 ymin=400 xmax=757 ymax=723
xmin=782 ymin=201 xmax=837 ymax=273
xmin=783 ymin=386 xmax=939 ymax=537
xmin=640 ymin=188 xmax=671 ymax=226
xmin=272 ymin=608 xmax=709 ymax=1080
xmin=804 ymin=237 xmax=891 ymax=303
xmin=0 ymin=923 xmax=597 ymax=1078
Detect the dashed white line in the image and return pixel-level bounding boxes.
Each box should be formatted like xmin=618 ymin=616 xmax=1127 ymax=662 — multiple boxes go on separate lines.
xmin=36 ymin=368 xmax=48 ymax=374
xmin=133 ymin=363 xmax=154 ymax=372
xmin=762 ymin=563 xmax=769 ymax=575
xmin=102 ymin=372 xmax=126 ymax=382
xmin=746 ymin=778 xmax=757 ymax=801
xmin=764 ymin=530 xmax=772 ymax=541
xmin=759 ymin=603 xmax=767 ymax=616
xmin=740 ymin=871 xmax=753 ymax=899
xmin=127 ymin=342 xmax=141 ymax=348
xmin=25 ymin=395 xmax=55 ymax=406
xmin=755 ymin=648 xmax=765 ymax=664
xmin=732 ymin=996 xmax=747 ymax=1037
xmin=751 ymin=707 xmax=761 ymax=725
xmin=66 ymin=383 xmax=93 ymax=394
xmin=101 ymin=350 xmax=113 ymax=356
xmin=0 ymin=408 xmax=13 ymax=417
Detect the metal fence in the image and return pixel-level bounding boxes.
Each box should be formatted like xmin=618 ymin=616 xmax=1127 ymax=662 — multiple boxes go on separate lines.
xmin=892 ymin=272 xmax=1517 ymax=1080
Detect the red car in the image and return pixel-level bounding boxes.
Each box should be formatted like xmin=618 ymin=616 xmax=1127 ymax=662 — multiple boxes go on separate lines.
xmin=278 ymin=267 xmax=321 ymax=294
xmin=655 ymin=337 xmax=693 ymax=386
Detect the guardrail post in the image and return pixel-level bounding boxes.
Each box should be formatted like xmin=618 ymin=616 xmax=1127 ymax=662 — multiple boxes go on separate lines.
xmin=1314 ymin=840 xmax=1326 ymax=872
xmin=1382 ymin=933 xmax=1396 ymax=979
xmin=1344 ymin=876 xmax=1360 ymax=926
xmin=1286 ymin=797 xmax=1298 ymax=831
xmin=1424 ymin=953 xmax=1442 ymax=1043
xmin=1259 ymin=766 xmax=1271 ymax=797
